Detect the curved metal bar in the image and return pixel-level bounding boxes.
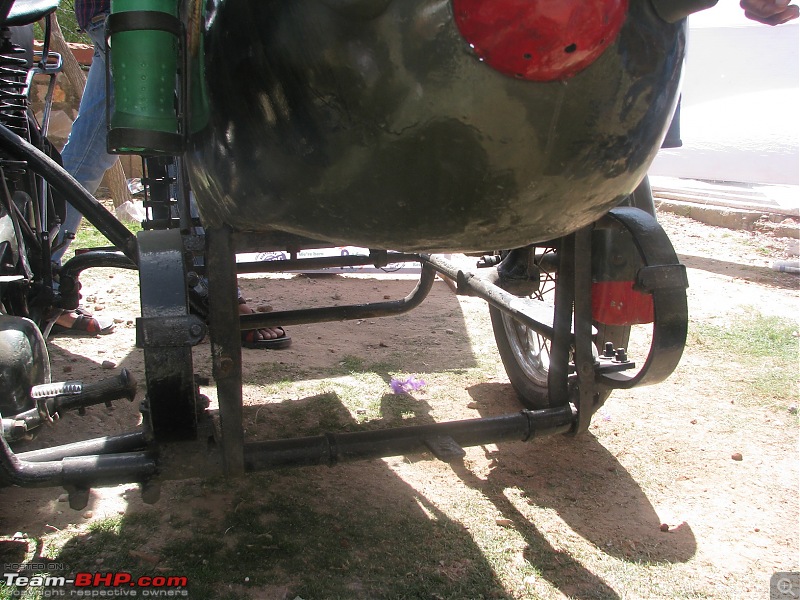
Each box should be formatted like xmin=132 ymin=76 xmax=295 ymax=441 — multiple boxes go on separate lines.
xmin=1 ymin=432 xmax=156 ymax=488
xmin=596 ymin=207 xmax=689 ymax=389
xmin=57 ymin=250 xmax=138 ymax=310
xmin=238 ymin=262 xmax=436 ymax=330
xmin=17 ymin=431 xmax=149 ymax=462
xmin=60 ymin=250 xmax=138 ymax=279
xmin=0 ymin=123 xmax=138 ymax=262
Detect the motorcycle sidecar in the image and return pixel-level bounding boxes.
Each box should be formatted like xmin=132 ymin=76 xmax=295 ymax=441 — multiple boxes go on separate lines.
xmin=0 ymin=0 xmax=693 ymax=502
xmin=182 ymin=0 xmax=685 ymax=252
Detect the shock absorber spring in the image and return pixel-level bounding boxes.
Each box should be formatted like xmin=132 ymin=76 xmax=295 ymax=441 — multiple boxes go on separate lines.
xmin=0 ymin=28 xmax=31 ymax=140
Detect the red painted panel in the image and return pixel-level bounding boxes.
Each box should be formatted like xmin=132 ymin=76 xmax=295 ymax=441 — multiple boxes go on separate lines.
xmin=592 ymin=280 xmax=654 ymax=325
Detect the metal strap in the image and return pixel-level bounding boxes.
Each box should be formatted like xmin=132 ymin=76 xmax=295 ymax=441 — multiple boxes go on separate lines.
xmin=597 ymin=207 xmax=689 ymax=390
xmin=107 ymin=11 xmax=181 ymax=36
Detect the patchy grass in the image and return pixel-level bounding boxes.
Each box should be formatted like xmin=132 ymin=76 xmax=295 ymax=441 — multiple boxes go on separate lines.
xmin=66 ymin=207 xmax=141 ymax=260
xmin=0 ymin=512 xmax=164 ymax=600
xmin=153 ymin=476 xmax=508 ymax=599
xmin=688 ymin=308 xmax=800 ymax=409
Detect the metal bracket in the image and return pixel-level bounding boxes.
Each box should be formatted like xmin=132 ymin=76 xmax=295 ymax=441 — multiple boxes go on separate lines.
xmin=136 ymin=314 xmax=206 ymax=348
xmin=596 ymin=207 xmax=689 ymax=390
xmin=635 ymin=263 xmax=688 ymax=292
xmin=423 ymin=436 xmax=466 ymax=462
xmin=137 ymin=229 xmax=198 ymax=442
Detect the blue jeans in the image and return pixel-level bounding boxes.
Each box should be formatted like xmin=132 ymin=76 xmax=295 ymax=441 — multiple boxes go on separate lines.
xmin=51 ymin=17 xmax=117 ymax=265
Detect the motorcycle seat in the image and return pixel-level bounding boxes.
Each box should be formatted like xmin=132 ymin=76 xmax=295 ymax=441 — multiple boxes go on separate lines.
xmin=3 ymin=0 xmax=59 ymax=27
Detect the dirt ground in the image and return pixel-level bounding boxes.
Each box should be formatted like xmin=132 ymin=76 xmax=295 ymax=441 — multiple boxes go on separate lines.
xmin=0 ymin=210 xmax=798 ymax=599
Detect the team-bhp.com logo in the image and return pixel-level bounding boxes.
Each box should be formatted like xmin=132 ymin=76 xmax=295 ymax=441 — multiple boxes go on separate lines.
xmin=3 ymin=571 xmax=189 ymax=596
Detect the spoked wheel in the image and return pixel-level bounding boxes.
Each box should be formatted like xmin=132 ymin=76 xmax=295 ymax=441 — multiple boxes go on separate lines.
xmin=489 ymin=246 xmax=559 ymax=409
xmin=490 ymin=177 xmax=657 ymax=410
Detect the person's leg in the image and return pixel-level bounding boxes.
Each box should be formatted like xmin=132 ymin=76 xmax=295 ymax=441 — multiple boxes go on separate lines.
xmin=51 ymin=18 xmax=117 ymax=265
xmin=51 ymin=17 xmax=116 ymax=335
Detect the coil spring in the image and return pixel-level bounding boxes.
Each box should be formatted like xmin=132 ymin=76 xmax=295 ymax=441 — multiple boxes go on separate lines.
xmin=0 ymin=30 xmax=30 ymax=174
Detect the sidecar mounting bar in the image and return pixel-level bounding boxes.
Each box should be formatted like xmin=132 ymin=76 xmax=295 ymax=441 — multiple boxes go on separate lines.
xmin=236 ymin=251 xmax=421 ymax=274
xmin=238 ymin=261 xmax=437 ymax=330
xmin=238 ymin=254 xmax=556 ymax=339
xmin=420 ymin=254 xmax=556 ymax=340
xmin=240 ymin=405 xmax=576 ymax=472
xmin=1 ymin=405 xmax=575 ymax=488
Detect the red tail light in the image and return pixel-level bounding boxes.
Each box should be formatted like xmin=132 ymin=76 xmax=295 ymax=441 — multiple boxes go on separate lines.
xmin=453 ymin=0 xmax=629 ymax=81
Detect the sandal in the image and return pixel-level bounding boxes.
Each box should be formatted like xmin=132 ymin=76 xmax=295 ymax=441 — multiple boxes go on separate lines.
xmin=50 ymin=308 xmax=115 ymax=337
xmin=238 ymin=298 xmax=290 ymax=349
xmin=241 ymin=326 xmax=291 ymax=350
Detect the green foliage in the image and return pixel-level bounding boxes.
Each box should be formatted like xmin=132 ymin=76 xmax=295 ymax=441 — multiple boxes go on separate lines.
xmin=34 ymin=2 xmax=91 ymax=45
xmin=67 ymin=216 xmax=141 ymax=260
xmin=691 ymin=311 xmax=798 ymax=363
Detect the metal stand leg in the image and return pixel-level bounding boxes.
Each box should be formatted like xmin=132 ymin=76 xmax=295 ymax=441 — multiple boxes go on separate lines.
xmin=205 ymin=226 xmax=244 ymax=476
xmin=547 ymin=234 xmax=574 ymax=407
xmin=573 ymin=226 xmax=596 ymax=433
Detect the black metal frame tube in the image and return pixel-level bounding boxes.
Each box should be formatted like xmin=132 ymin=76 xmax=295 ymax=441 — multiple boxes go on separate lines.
xmin=18 ymin=431 xmax=148 ymax=462
xmin=0 ymin=123 xmax=138 ymax=261
xmin=206 ymin=226 xmax=245 ymax=476
xmin=547 ymin=236 xmax=574 ymax=406
xmin=1 ymin=432 xmax=155 ymax=488
xmin=243 ymin=406 xmax=575 ymax=471
xmin=573 ymin=227 xmax=597 ymax=432
xmin=239 ymin=262 xmax=437 ymax=330
xmin=421 ymin=254 xmax=556 ymax=340
xmin=236 ymin=252 xmax=421 ymax=274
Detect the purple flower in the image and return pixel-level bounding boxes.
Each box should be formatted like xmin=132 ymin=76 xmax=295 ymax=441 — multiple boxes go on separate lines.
xmin=390 ymin=376 xmax=427 ymax=394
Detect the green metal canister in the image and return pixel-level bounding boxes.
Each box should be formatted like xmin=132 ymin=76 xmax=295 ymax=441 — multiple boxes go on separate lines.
xmin=108 ymin=0 xmax=182 ymax=154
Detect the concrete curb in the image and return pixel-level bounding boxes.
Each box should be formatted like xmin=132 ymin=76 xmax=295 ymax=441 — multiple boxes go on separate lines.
xmin=654 ymin=198 xmax=799 ymax=239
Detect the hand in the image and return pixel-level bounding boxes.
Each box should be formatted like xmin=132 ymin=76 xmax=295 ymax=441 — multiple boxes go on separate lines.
xmin=740 ymin=0 xmax=800 ymax=24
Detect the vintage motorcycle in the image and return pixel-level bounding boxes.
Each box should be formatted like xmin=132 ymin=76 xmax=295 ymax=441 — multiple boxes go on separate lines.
xmin=0 ymin=0 xmax=706 ymax=507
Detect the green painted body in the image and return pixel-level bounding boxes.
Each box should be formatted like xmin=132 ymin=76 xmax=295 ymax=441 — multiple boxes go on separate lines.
xmin=109 ymin=0 xmax=179 ymax=152
xmin=185 ymin=0 xmax=686 ymax=252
